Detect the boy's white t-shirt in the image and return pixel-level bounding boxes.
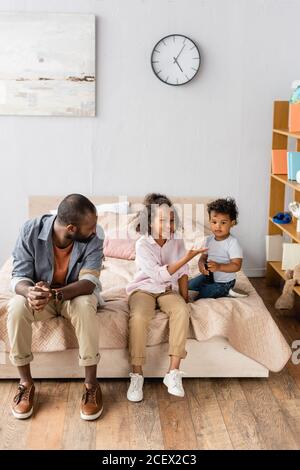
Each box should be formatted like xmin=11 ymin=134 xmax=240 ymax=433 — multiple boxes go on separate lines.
xmin=202 ymin=234 xmax=243 ymax=283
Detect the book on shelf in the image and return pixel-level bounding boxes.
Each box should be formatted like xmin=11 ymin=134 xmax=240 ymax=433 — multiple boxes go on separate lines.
xmin=282 ymin=243 xmax=300 ymax=270
xmin=287 ymin=151 xmax=300 ymax=180
xmin=266 ymin=234 xmax=283 ymax=261
xmin=271 ymin=150 xmax=287 ymax=174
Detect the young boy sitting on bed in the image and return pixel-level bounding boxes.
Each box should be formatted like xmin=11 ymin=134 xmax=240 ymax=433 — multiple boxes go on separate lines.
xmin=188 ymin=197 xmax=244 ymax=299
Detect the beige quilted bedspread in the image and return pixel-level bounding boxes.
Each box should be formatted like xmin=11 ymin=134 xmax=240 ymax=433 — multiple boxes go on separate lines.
xmin=0 ymin=256 xmax=291 ymax=372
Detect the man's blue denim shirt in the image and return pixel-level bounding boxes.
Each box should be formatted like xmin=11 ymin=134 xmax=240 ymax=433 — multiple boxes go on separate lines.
xmin=11 ymin=214 xmax=105 ymax=305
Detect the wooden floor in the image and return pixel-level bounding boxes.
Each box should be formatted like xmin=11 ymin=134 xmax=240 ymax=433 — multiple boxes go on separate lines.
xmin=1 ymin=278 xmax=300 ymax=450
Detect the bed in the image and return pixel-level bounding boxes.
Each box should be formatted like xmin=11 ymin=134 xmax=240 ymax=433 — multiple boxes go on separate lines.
xmin=0 ymin=196 xmax=291 ymax=378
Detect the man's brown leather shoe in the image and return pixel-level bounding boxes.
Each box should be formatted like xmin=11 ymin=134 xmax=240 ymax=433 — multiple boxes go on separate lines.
xmin=12 ymin=383 xmax=35 ymax=419
xmin=80 ymin=383 xmax=103 ymax=421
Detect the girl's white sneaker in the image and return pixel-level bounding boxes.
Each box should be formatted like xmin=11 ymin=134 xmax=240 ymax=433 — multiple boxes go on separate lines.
xmin=127 ymin=373 xmax=144 ymax=402
xmin=163 ymin=369 xmax=186 ymax=397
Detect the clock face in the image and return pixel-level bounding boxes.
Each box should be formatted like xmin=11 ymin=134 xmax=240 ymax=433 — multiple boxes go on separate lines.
xmin=151 ymin=34 xmax=201 ymax=86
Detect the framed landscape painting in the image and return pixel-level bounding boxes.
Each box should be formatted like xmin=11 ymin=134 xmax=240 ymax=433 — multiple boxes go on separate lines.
xmin=0 ymin=12 xmax=95 ymax=116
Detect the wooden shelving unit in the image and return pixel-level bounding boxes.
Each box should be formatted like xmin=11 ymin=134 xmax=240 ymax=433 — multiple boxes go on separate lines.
xmin=266 ymin=101 xmax=300 ymax=295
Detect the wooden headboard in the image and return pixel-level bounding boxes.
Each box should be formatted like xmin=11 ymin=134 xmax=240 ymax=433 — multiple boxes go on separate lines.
xmin=28 ymin=196 xmax=213 ymax=219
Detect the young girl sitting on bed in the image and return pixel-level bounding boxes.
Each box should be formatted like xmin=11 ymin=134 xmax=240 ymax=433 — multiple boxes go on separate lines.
xmin=126 ymin=193 xmax=207 ymax=402
xmin=188 ymin=197 xmax=243 ymax=299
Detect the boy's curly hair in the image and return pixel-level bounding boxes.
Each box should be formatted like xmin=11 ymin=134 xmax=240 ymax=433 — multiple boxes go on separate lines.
xmin=207 ymin=197 xmax=239 ymax=223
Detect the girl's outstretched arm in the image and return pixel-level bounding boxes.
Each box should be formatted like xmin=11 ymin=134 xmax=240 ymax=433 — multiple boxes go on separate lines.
xmin=167 ymin=248 xmax=208 ymax=275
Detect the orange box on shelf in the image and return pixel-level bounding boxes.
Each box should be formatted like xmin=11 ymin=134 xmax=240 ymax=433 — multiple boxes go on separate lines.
xmin=271 ymin=149 xmax=287 ymax=174
xmin=289 ymin=103 xmax=300 ymax=132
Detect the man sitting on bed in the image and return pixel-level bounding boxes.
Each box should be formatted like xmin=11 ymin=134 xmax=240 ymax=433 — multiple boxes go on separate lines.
xmin=7 ymin=194 xmax=104 ymax=421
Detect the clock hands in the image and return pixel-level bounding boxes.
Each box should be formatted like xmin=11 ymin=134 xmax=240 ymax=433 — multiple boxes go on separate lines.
xmin=174 ymin=44 xmax=185 ymax=61
xmin=173 ymin=43 xmax=185 ymax=73
xmin=173 ymin=57 xmax=183 ymax=72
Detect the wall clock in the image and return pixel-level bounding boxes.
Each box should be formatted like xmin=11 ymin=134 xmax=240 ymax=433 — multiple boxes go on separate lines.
xmin=151 ymin=34 xmax=201 ymax=86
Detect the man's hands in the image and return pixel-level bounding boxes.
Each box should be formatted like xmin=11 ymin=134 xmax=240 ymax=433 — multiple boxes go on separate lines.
xmin=15 ymin=278 xmax=96 ymax=310
xmin=27 ymin=281 xmax=52 ymax=311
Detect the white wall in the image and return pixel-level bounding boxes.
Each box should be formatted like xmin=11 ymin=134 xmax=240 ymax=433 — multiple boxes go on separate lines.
xmin=1 ymin=0 xmax=300 ymax=275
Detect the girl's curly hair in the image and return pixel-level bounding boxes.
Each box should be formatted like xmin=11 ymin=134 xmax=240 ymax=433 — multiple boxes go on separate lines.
xmin=136 ymin=193 xmax=179 ymax=235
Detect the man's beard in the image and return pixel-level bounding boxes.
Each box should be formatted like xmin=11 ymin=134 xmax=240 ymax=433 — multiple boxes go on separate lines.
xmin=68 ymin=233 xmax=95 ymax=244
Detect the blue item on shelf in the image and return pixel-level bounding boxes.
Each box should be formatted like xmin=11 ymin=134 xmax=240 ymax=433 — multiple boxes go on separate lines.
xmin=272 ymin=212 xmax=292 ymax=224
xmin=288 ymin=152 xmax=300 ymax=180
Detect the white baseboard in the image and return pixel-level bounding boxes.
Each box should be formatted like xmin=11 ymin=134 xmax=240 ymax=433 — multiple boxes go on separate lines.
xmin=243 ymin=267 xmax=266 ymax=277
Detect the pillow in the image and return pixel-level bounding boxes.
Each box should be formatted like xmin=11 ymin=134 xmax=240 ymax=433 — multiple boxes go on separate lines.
xmin=98 ymin=212 xmax=139 ymax=238
xmin=99 ymin=212 xmax=140 ymax=260
xmin=103 ymin=237 xmax=136 ymax=260
xmin=96 ymin=201 xmax=130 ymax=214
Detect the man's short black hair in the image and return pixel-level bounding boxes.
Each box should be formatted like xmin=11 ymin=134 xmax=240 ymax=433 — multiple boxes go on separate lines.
xmin=207 ymin=197 xmax=239 ymax=223
xmin=57 ymin=194 xmax=96 ymax=226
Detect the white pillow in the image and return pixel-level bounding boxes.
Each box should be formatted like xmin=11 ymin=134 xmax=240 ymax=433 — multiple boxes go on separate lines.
xmin=96 ymin=201 xmax=130 ymax=214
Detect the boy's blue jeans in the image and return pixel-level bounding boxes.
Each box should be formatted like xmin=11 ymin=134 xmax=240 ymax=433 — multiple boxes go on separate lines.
xmin=188 ymin=274 xmax=236 ymax=299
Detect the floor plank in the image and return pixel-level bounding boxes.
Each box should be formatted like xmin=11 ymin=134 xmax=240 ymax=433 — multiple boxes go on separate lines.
xmin=185 ymin=379 xmax=233 ymax=450
xmin=156 ymin=381 xmax=197 ymax=450
xmin=212 ymin=378 xmax=245 ymax=402
xmin=279 ymin=399 xmax=300 ymax=448
xmin=128 ymin=381 xmax=164 ymax=450
xmin=240 ymin=378 xmax=299 ymax=450
xmin=268 ymin=370 xmax=300 ymax=401
xmin=217 ymin=399 xmax=264 ymax=450
xmin=26 ymin=380 xmax=69 ymax=450
xmin=62 ymin=381 xmax=96 ymax=450
xmin=96 ymin=400 xmax=130 ymax=450
xmin=212 ymin=378 xmax=264 ymax=449
xmin=0 ymin=380 xmax=40 ymax=450
xmin=0 ymin=380 xmax=15 ymax=449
